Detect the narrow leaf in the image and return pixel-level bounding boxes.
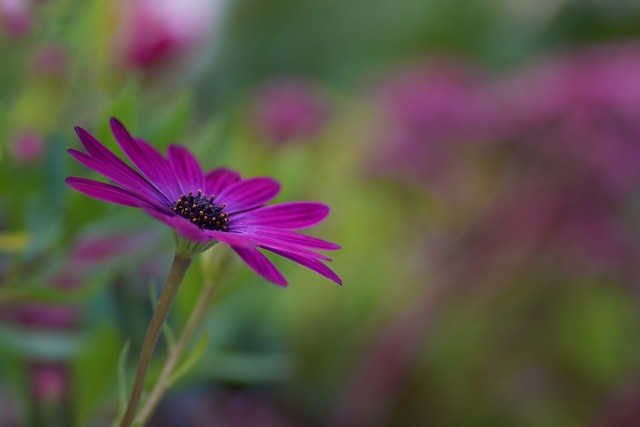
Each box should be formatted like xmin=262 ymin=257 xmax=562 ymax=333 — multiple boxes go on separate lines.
xmin=168 ymin=331 xmax=209 ymax=386
xmin=114 ymin=340 xmax=131 ymax=426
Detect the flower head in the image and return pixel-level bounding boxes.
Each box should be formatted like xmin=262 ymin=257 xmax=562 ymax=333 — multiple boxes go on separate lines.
xmin=65 ymin=118 xmax=341 ymax=286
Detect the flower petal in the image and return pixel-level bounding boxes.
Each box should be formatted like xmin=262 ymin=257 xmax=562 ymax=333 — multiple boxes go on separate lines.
xmin=75 ymin=126 xmax=120 ymax=163
xmin=231 ymin=226 xmax=340 ymax=250
xmin=65 ymin=177 xmax=152 ymax=208
xmin=109 ymin=118 xmax=182 ymax=200
xmin=143 ymin=208 xmax=211 ymax=243
xmin=68 ymin=149 xmax=168 ymax=207
xmin=205 ymin=168 xmax=242 ymax=196
xmin=231 ymin=246 xmax=287 ymax=286
xmin=205 ymin=230 xmax=255 ymax=248
xmin=74 ymin=126 xmax=171 ymax=201
xmin=231 ymin=202 xmax=330 ymax=230
xmin=266 ymin=247 xmax=342 ymax=285
xmin=233 ymin=231 xmax=332 ymax=261
xmin=134 ymin=138 xmax=183 ymax=200
xmin=167 ymin=144 xmax=205 ymax=194
xmin=217 ymin=177 xmax=281 ymax=214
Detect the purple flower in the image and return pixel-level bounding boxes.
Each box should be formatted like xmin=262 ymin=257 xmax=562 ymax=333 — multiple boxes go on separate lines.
xmin=65 ymin=118 xmax=341 ymax=287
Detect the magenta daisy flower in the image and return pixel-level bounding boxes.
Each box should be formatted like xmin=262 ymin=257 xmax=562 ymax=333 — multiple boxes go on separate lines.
xmin=65 ymin=118 xmax=341 ymax=286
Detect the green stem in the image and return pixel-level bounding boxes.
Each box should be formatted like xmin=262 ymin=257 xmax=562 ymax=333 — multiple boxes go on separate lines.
xmin=134 ymin=274 xmax=219 ymax=425
xmin=119 ymin=253 xmax=192 ymax=427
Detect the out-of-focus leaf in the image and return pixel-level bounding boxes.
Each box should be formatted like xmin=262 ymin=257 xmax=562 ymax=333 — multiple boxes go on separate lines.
xmin=148 ymin=92 xmax=193 ymax=149
xmin=96 ymin=82 xmax=142 ymax=148
xmin=195 ymin=351 xmax=293 ymax=384
xmin=72 ymin=324 xmax=121 ymax=425
xmin=113 ymin=340 xmax=131 ymax=427
xmin=0 ymin=232 xmax=29 ymax=253
xmin=168 ymin=331 xmax=208 ymax=386
xmin=0 ymin=328 xmax=83 ymax=359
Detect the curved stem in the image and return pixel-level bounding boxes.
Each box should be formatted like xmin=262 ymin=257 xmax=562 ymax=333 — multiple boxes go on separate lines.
xmin=119 ymin=253 xmax=192 ymax=427
xmin=134 ymin=273 xmax=219 ymax=425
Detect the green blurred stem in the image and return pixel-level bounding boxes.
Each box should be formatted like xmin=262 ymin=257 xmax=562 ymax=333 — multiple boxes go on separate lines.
xmin=119 ymin=253 xmax=193 ymax=427
xmin=135 ymin=272 xmax=220 ymax=425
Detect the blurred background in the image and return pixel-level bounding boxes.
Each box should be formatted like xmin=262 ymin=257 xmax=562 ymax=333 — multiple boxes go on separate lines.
xmin=2 ymin=0 xmax=640 ymax=426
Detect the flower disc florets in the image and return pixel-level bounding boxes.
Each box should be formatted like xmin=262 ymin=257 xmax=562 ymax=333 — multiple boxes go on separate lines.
xmin=172 ymin=190 xmax=228 ymax=231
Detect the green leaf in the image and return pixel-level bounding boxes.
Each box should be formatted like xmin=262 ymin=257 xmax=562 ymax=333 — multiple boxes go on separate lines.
xmin=168 ymin=331 xmax=209 ymax=386
xmin=162 ymin=321 xmax=177 ymax=351
xmin=72 ymin=325 xmax=121 ymax=426
xmin=114 ymin=340 xmax=131 ymax=427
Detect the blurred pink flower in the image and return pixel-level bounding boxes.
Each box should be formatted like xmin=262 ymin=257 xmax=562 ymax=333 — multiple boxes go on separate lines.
xmin=0 ymin=229 xmax=159 ymax=328
xmin=44 ymin=229 xmax=158 ymax=290
xmin=9 ymin=131 xmax=44 ymax=164
xmin=480 ymin=176 xmax=634 ymax=272
xmin=28 ymin=362 xmax=68 ymax=403
xmin=372 ymin=60 xmax=501 ymax=181
xmin=251 ymin=78 xmax=331 ymax=145
xmin=379 ymin=61 xmax=498 ymax=137
xmin=30 ymin=45 xmax=69 ymax=78
xmin=497 ymin=44 xmax=640 ymax=196
xmin=114 ymin=0 xmax=222 ymax=71
xmin=8 ymin=304 xmax=79 ymax=330
xmin=0 ymin=0 xmax=31 ymax=37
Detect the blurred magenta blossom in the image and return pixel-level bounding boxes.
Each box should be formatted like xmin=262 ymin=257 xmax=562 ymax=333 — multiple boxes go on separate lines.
xmin=372 ymin=45 xmax=640 ymax=272
xmin=372 ymin=60 xmax=501 ymax=181
xmin=498 ymin=44 xmax=640 ymax=196
xmin=114 ymin=0 xmax=223 ymax=71
xmin=30 ymin=45 xmax=69 ymax=78
xmin=6 ymin=304 xmax=79 ymax=329
xmin=28 ymin=362 xmax=69 ymax=403
xmin=9 ymin=131 xmax=44 ymax=164
xmin=335 ymin=47 xmax=640 ymax=427
xmin=251 ymin=78 xmax=331 ymax=145
xmin=0 ymin=0 xmax=31 ymax=37
xmin=492 ymin=45 xmax=640 ymax=270
xmin=0 ymin=228 xmax=157 ymax=327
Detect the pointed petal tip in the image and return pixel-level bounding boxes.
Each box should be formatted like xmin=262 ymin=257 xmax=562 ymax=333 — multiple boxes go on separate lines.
xmin=273 ymin=278 xmax=289 ymax=287
xmin=110 ymin=117 xmax=132 ymax=139
xmin=74 ymin=126 xmax=90 ymax=139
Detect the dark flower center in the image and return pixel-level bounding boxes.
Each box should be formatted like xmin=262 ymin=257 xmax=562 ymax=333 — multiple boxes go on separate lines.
xmin=172 ymin=190 xmax=229 ymax=231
